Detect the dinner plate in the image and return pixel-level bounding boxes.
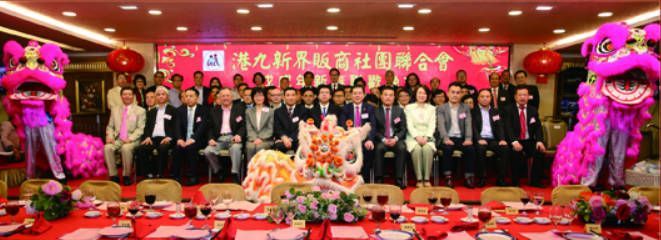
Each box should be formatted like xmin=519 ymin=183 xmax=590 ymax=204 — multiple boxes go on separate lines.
xmin=376 ymin=230 xmax=414 ymax=240
xmin=460 ymin=217 xmax=478 ymax=223
xmin=446 ymin=203 xmax=465 ymax=210
xmin=93 ymin=200 xmax=103 ymax=206
xmin=145 ymin=211 xmax=163 ymax=219
xmin=253 ymin=213 xmax=268 ymax=220
xmin=395 ymin=216 xmax=407 ymax=223
xmin=652 ymin=205 xmax=660 ymax=211
xmin=169 ymin=212 xmax=186 ymax=219
xmin=533 ymin=217 xmax=551 ymax=224
xmin=172 ymin=229 xmax=210 ymax=239
xmin=215 ymin=212 xmax=231 ymax=220
xmin=514 ymin=216 xmax=533 ymax=224
xmin=559 ymin=218 xmax=571 ymax=225
xmin=146 ymin=201 xmax=172 ymax=209
xmin=430 ymin=215 xmax=448 ymax=223
xmin=84 ymin=210 xmax=101 ymax=218
xmin=495 ymin=217 xmax=511 ymax=224
xmin=98 ymin=226 xmax=132 ymax=238
xmin=475 ymin=232 xmax=515 ymax=240
xmin=233 ymin=213 xmax=250 ymax=220
xmin=410 ymin=216 xmax=428 ymax=223
xmin=563 ymin=233 xmax=604 ymax=240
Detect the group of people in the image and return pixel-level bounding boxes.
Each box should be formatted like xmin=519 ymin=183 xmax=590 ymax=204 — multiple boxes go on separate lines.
xmin=103 ymin=68 xmax=547 ymax=190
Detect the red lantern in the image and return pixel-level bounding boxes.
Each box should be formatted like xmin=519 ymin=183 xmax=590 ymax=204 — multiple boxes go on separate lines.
xmin=106 ymin=47 xmax=144 ymax=73
xmin=523 ymin=48 xmax=562 ymax=83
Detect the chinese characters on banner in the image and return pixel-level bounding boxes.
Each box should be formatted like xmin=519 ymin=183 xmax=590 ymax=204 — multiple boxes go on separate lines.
xmin=157 ymin=44 xmax=509 ymax=90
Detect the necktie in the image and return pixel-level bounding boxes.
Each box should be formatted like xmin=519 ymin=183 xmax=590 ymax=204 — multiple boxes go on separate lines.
xmin=385 ymin=107 xmax=391 ymax=138
xmin=187 ymin=107 xmax=194 ymax=140
xmin=354 ymin=106 xmax=361 ymax=127
xmin=119 ymin=106 xmax=129 ymax=141
xmin=519 ymin=105 xmax=526 ymax=140
xmin=287 ymin=107 xmax=293 ymax=118
xmin=322 ymin=107 xmax=327 ymax=116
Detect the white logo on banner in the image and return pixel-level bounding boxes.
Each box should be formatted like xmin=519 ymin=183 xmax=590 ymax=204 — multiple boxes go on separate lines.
xmin=203 ymin=50 xmax=224 ymax=71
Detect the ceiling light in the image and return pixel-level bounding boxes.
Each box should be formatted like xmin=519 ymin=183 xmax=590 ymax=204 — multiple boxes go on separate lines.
xmin=251 ymin=26 xmax=262 ymax=31
xmin=326 ymin=25 xmax=338 ymax=31
xmin=0 ymin=26 xmax=83 ymax=51
xmin=418 ymin=8 xmax=431 ymax=14
xmin=119 ymin=5 xmax=138 ymax=10
xmin=104 ymin=27 xmax=116 ymax=32
xmin=256 ymin=3 xmax=273 ymax=8
xmin=237 ymin=8 xmax=250 ymax=14
xmin=62 ymin=11 xmax=76 ymax=17
xmin=598 ymin=11 xmax=613 ymax=18
xmin=398 ymin=3 xmax=415 ymax=9
xmin=176 ymin=26 xmax=188 ymax=31
xmin=536 ymin=5 xmax=553 ymax=11
xmin=478 ymin=27 xmax=490 ymax=32
xmin=148 ymin=9 xmax=162 ymax=15
xmin=327 ymin=7 xmax=340 ymax=13
xmin=553 ymin=29 xmax=566 ymax=34
xmin=0 ymin=1 xmax=117 ymax=47
xmin=508 ymin=10 xmax=522 ymax=16
xmin=402 ymin=26 xmax=414 ymax=31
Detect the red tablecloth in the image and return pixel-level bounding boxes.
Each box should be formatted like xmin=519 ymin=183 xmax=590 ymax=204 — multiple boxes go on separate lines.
xmin=0 ymin=204 xmax=659 ymax=239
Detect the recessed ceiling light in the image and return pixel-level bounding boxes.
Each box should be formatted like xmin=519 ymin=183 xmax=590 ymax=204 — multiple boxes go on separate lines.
xmin=508 ymin=10 xmax=522 ymax=16
xmin=327 ymin=7 xmax=340 ymax=13
xmin=598 ymin=11 xmax=613 ymax=18
xmin=176 ymin=26 xmax=188 ymax=31
xmin=119 ymin=5 xmax=138 ymax=10
xmin=148 ymin=9 xmax=162 ymax=15
xmin=402 ymin=26 xmax=415 ymax=31
xmin=251 ymin=26 xmax=262 ymax=31
xmin=103 ymin=28 xmax=116 ymax=32
xmin=478 ymin=27 xmax=490 ymax=32
xmin=62 ymin=11 xmax=76 ymax=17
xmin=237 ymin=8 xmax=250 ymax=14
xmin=256 ymin=3 xmax=273 ymax=8
xmin=398 ymin=3 xmax=415 ymax=9
xmin=536 ymin=5 xmax=553 ymax=11
xmin=326 ymin=25 xmax=338 ymax=31
xmin=418 ymin=8 xmax=432 ymax=14
xmin=553 ymin=29 xmax=566 ymax=34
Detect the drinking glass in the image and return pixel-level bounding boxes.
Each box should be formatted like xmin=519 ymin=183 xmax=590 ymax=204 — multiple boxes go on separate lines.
xmin=5 ymin=201 xmax=21 ymax=224
xmin=520 ymin=194 xmax=530 ymax=216
xmin=128 ymin=201 xmax=141 ymax=219
xmin=107 ymin=202 xmax=121 ymax=226
xmin=477 ymin=206 xmax=492 ymax=232
xmin=389 ymin=205 xmax=401 ymax=223
xmin=200 ymin=203 xmax=212 ymax=220
xmin=144 ymin=192 xmax=157 ymax=211
xmin=376 ymin=192 xmax=389 ymax=207
xmin=549 ymin=206 xmax=563 ymax=230
xmin=533 ymin=192 xmax=545 ymax=215
xmin=184 ymin=202 xmax=198 ymax=225
xmin=440 ymin=194 xmax=452 ymax=215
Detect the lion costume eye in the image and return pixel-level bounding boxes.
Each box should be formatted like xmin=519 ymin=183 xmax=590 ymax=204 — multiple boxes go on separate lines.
xmin=7 ymin=58 xmax=16 ymax=69
xmin=51 ymin=60 xmax=60 ymax=72
xmin=596 ymin=38 xmax=615 ymax=54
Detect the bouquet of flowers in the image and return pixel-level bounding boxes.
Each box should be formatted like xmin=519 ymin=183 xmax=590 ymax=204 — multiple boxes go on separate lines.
xmin=29 ymin=180 xmax=79 ymax=221
xmin=271 ymin=187 xmax=367 ymax=223
xmin=573 ymin=190 xmax=651 ymax=226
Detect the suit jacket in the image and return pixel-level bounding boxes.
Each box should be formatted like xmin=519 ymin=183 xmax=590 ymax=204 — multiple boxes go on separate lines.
xmin=378 ymin=84 xmax=399 ymax=93
xmin=500 ymin=83 xmax=515 ymax=101
xmin=142 ymin=104 xmax=177 ymax=140
xmin=106 ymin=104 xmax=146 ymax=142
xmin=503 ymin=104 xmax=543 ymax=143
xmin=526 ymin=85 xmax=541 ymax=109
xmin=189 ymin=86 xmax=211 ymax=106
xmin=174 ymin=104 xmax=209 ymax=143
xmin=489 ymin=86 xmax=513 ymax=109
xmin=207 ymin=103 xmax=246 ymax=141
xmin=341 ymin=103 xmax=377 ymax=141
xmin=134 ymin=88 xmax=146 ymax=108
xmin=310 ymin=102 xmax=343 ymax=128
xmin=471 ymin=106 xmax=506 ymax=142
xmin=274 ymin=104 xmax=309 ymax=142
xmin=374 ymin=105 xmax=407 ymax=142
xmin=436 ymin=103 xmax=473 ymax=142
xmin=246 ymin=106 xmax=274 ymax=142
xmin=329 ymin=82 xmax=344 ymax=92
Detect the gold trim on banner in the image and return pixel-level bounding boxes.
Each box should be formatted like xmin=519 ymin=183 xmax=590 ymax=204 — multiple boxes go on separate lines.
xmin=66 ymin=62 xmax=111 ymax=72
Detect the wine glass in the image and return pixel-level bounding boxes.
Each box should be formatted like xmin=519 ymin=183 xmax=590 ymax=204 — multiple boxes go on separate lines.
xmin=222 ymin=192 xmax=233 ymax=209
xmin=520 ymin=194 xmax=530 ymax=216
xmin=107 ymin=202 xmax=121 ymax=226
xmin=563 ymin=204 xmax=575 ymax=226
xmin=477 ymin=206 xmax=492 ymax=232
xmin=128 ymin=201 xmax=141 ymax=219
xmin=144 ymin=192 xmax=157 ymax=211
xmin=463 ymin=205 xmax=474 ymax=221
xmin=440 ymin=194 xmax=452 ymax=215
xmin=362 ymin=192 xmax=373 ymax=209
xmin=184 ymin=202 xmax=198 ymax=225
xmin=389 ymin=205 xmax=401 ymax=223
xmin=200 ymin=203 xmax=212 ymax=220
xmin=549 ymin=206 xmax=563 ymax=230
xmin=208 ymin=190 xmax=219 ymax=206
xmin=533 ymin=192 xmax=545 ymax=215
xmin=376 ymin=192 xmax=389 ymax=207
xmin=5 ymin=201 xmax=21 ymax=224
xmin=427 ymin=192 xmax=438 ymax=206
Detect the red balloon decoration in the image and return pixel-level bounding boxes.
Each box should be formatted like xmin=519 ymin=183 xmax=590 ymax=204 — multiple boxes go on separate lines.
xmin=523 ymin=48 xmax=562 ymax=83
xmin=106 ymin=47 xmax=144 ymax=74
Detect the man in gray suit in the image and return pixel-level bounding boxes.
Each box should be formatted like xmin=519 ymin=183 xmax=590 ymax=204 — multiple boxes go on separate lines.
xmin=437 ymin=82 xmax=476 ymax=188
xmin=105 ymin=87 xmax=146 ymax=186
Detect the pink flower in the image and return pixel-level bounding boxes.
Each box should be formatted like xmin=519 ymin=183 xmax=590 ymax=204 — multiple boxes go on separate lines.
xmin=298 ymin=204 xmax=307 ymax=214
xmin=589 ymin=196 xmax=603 ymax=208
xmin=41 ymin=180 xmax=62 ymax=196
xmin=343 ymin=212 xmax=355 ymax=222
xmin=311 ymin=186 xmax=321 ymax=192
xmin=71 ymin=189 xmax=82 ymax=201
xmin=329 ymin=192 xmax=340 ymax=200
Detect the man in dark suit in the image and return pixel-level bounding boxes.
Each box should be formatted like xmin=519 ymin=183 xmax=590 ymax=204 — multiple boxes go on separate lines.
xmin=191 ymin=70 xmax=211 ymax=107
xmin=472 ymin=89 xmax=510 ymax=187
xmin=329 ymin=68 xmax=344 ymax=92
xmin=135 ymin=86 xmax=177 ymax=179
xmin=499 ymin=69 xmax=514 ymax=102
xmin=133 ymin=74 xmax=147 ymax=108
xmin=310 ymin=85 xmax=342 ymax=128
xmin=437 ymin=82 xmax=476 ymax=188
xmin=514 ymin=70 xmax=540 ymax=109
xmin=300 ymin=71 xmax=317 ymax=96
xmin=341 ymin=86 xmax=377 ymax=182
xmin=203 ymin=88 xmax=246 ymax=183
xmin=504 ymin=85 xmax=546 ymax=188
xmin=488 ymin=72 xmax=512 ymax=109
xmin=274 ymin=87 xmax=309 ymax=153
xmin=145 ymin=71 xmax=169 ymax=93
xmin=379 ymin=70 xmax=399 ymax=93
xmin=173 ymin=88 xmax=209 ymax=185
xmin=373 ymin=86 xmax=407 ymax=188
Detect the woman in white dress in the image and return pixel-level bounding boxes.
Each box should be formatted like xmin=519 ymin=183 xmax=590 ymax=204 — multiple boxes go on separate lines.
xmin=404 ymin=86 xmax=437 ymax=188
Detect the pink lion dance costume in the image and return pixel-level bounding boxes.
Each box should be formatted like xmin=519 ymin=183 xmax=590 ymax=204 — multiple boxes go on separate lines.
xmin=1 ymin=40 xmax=106 ymax=180
xmin=552 ymin=22 xmax=659 ymax=187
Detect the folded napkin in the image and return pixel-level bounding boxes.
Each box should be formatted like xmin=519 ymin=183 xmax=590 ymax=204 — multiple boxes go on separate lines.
xmin=235 ymin=229 xmax=269 ymax=240
xmin=191 ymin=191 xmax=208 ymax=205
xmin=229 ymin=201 xmax=259 ymax=212
xmin=502 ymin=201 xmax=540 ymax=210
xmin=469 ymin=208 xmax=500 ymax=217
xmin=268 ymin=227 xmax=307 ymax=240
xmin=25 ymin=214 xmax=51 ymax=234
xmin=59 ymin=228 xmax=101 ymax=240
xmin=0 ymin=224 xmax=23 ymax=235
xmin=420 ymin=227 xmax=448 ymax=240
xmin=400 ymin=205 xmax=415 ymax=213
xmin=450 ymin=222 xmax=478 ymax=232
xmin=446 ymin=231 xmax=473 ymax=240
xmin=520 ymin=231 xmax=565 ymax=240
xmin=485 ymin=201 xmax=506 ymax=210
xmin=145 ymin=225 xmax=187 ymax=239
xmin=330 ymin=226 xmax=368 ymax=239
xmin=407 ymin=203 xmax=432 ymax=209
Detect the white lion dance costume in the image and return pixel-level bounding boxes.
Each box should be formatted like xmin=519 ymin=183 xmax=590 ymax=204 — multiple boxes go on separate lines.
xmin=242 ymin=116 xmax=368 ymax=202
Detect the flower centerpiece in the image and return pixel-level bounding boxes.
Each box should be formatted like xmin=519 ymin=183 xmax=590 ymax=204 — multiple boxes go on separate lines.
xmin=29 ymin=180 xmax=79 ymax=221
xmin=271 ymin=187 xmax=367 ymax=223
xmin=573 ymin=190 xmax=651 ymax=227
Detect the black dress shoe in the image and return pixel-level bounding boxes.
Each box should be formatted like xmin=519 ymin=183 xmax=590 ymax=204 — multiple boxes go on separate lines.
xmin=496 ymin=179 xmax=507 ymax=186
xmin=110 ymin=176 xmax=120 ymax=184
xmin=464 ymin=177 xmax=475 ymax=189
xmin=396 ymin=179 xmax=406 ymax=189
xmin=186 ymin=177 xmax=198 ymax=186
xmin=444 ymin=176 xmax=454 ymax=188
xmin=476 ymin=178 xmax=486 ymax=188
xmin=122 ymin=176 xmax=132 ymax=186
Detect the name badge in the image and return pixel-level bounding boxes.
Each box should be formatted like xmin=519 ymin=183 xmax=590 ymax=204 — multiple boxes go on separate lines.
xmin=196 ymin=116 xmax=202 ymax=123
xmin=528 ymin=95 xmax=534 ymax=100
xmin=292 ymin=117 xmax=299 ymax=123
xmin=213 ymin=220 xmax=225 ymax=231
xmin=585 ymin=224 xmax=602 ymax=234
xmin=262 ymin=107 xmax=270 ymax=113
xmin=485 ymin=219 xmax=497 ymax=229
xmin=401 ymin=223 xmax=416 ymax=233
xmin=492 ymin=115 xmax=500 ymax=121
xmin=118 ymin=219 xmax=132 ymax=228
xmin=415 ymin=207 xmax=429 ymax=215
xmin=23 ymin=218 xmax=35 ymax=226
xmin=164 ymin=114 xmax=172 ymax=120
xmin=292 ymin=219 xmax=306 ymax=229
xmin=236 ymin=116 xmax=243 ymax=122
xmin=500 ymin=97 xmax=506 ymax=101
xmin=530 ymin=117 xmax=536 ymax=124
xmin=394 ymin=117 xmax=401 ymax=124
xmin=458 ymin=113 xmax=466 ymax=119
xmin=505 ymin=207 xmax=518 ymax=215
xmin=264 ymin=206 xmax=276 ymax=215
xmin=361 ymin=113 xmax=369 ymax=119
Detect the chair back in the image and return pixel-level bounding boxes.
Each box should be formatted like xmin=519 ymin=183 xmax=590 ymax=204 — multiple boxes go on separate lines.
xmin=354 ymin=184 xmax=405 ymax=205
xmin=551 ymin=185 xmax=591 ymax=206
xmin=79 ymin=180 xmax=122 ymax=202
xmin=409 ymin=187 xmax=460 ymax=204
xmin=542 ymin=119 xmax=567 ymax=150
xmin=20 ymin=179 xmax=60 ymax=200
xmin=270 ymin=183 xmax=313 ymax=204
xmin=136 ymin=179 xmax=182 ymax=203
xmin=629 ymin=186 xmax=660 ymax=205
xmin=0 ymin=180 xmax=6 ymax=199
xmin=480 ymin=187 xmax=527 ymax=205
xmin=199 ymin=183 xmax=246 ymax=202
